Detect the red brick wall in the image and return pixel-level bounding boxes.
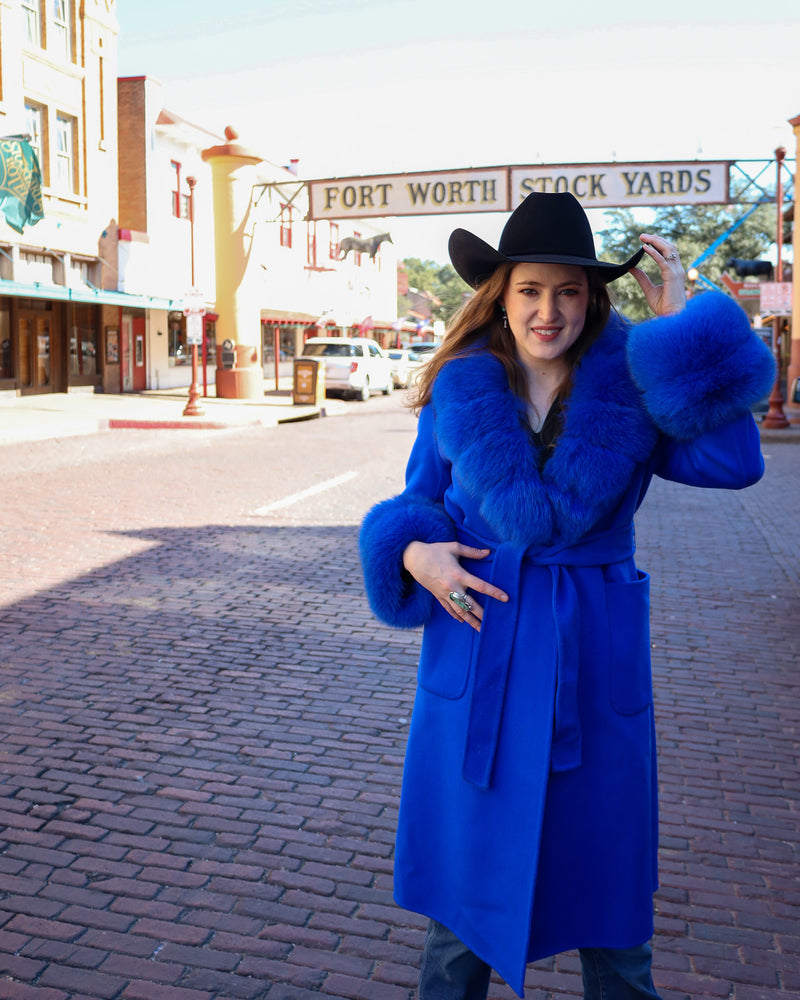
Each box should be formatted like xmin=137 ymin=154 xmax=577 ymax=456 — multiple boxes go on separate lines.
xmin=117 ymin=77 xmax=149 ymax=233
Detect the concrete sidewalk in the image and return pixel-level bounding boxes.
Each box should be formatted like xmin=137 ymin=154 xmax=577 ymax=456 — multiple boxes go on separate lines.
xmin=0 ymin=383 xmax=347 ymax=445
xmin=2 ymin=387 xmax=798 ymax=447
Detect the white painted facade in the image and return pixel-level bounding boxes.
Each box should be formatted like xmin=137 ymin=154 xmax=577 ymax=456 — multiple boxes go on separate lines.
xmin=252 ymin=165 xmax=398 ymax=329
xmin=118 ymin=79 xmax=398 ymax=390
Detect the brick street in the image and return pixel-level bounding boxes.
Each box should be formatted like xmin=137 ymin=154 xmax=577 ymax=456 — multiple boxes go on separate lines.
xmin=0 ymin=398 xmax=798 ymax=1000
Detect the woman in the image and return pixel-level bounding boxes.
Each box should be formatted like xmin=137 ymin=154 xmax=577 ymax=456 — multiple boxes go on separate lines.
xmin=359 ymin=192 xmax=774 ymax=1000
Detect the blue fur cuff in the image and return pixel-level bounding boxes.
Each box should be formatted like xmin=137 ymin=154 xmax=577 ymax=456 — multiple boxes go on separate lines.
xmin=626 ymin=291 xmax=775 ymax=440
xmin=359 ymin=493 xmax=456 ymax=629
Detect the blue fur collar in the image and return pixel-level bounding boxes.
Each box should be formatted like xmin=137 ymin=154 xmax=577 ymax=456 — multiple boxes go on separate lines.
xmin=432 ymin=317 xmax=658 ymax=548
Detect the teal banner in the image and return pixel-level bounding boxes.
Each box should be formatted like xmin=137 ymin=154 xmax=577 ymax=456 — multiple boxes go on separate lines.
xmin=0 ymin=137 xmax=44 ymax=233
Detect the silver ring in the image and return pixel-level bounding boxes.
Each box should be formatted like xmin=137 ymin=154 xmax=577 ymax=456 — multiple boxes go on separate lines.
xmin=448 ymin=591 xmax=472 ymax=613
xmin=665 ymin=251 xmax=679 ymax=261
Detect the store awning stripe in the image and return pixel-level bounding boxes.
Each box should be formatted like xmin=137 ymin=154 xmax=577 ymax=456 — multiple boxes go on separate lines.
xmin=0 ymin=278 xmax=179 ymax=310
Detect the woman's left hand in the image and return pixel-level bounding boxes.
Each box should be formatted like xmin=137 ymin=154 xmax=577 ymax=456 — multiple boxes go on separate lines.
xmin=628 ymin=234 xmax=687 ymax=316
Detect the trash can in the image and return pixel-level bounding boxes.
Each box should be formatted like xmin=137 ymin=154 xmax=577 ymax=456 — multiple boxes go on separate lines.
xmin=292 ymin=358 xmax=326 ymax=405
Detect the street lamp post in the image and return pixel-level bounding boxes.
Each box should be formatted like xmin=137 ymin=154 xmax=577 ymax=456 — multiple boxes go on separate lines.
xmin=183 ymin=175 xmax=205 ymax=418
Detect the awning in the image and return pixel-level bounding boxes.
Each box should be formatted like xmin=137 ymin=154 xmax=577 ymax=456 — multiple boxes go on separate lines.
xmin=261 ymin=308 xmax=328 ymax=325
xmin=372 ymin=321 xmax=417 ymax=333
xmin=0 ymin=278 xmax=179 ymax=311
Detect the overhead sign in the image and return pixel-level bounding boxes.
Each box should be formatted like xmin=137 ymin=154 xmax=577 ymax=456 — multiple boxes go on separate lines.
xmin=310 ymin=168 xmax=509 ymax=220
xmin=510 ymin=161 xmax=729 ymax=209
xmin=308 ymin=160 xmax=731 ymax=220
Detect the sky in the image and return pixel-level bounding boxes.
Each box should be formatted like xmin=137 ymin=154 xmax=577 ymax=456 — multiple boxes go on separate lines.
xmin=115 ymin=0 xmax=800 ymax=264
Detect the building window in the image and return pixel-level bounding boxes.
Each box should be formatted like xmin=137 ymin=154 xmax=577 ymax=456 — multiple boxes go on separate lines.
xmin=170 ymin=161 xmax=190 ymax=218
xmin=68 ymin=304 xmax=98 ymax=377
xmin=328 ymin=222 xmax=339 ymax=261
xmin=22 ymin=0 xmax=42 ymax=46
xmin=307 ymin=222 xmax=317 ymax=267
xmin=55 ymin=114 xmax=76 ymax=193
xmin=25 ymin=103 xmax=45 ymax=176
xmin=52 ymin=0 xmax=71 ymax=59
xmin=19 ymin=251 xmax=55 ymax=283
xmin=98 ymin=56 xmax=105 ymax=141
xmin=168 ymin=312 xmax=188 ymax=366
xmin=279 ymin=204 xmax=294 ymax=248
xmin=204 ymin=317 xmax=216 ymax=365
xmin=68 ymin=256 xmax=96 ymax=287
xmin=0 ymin=305 xmax=11 ymax=380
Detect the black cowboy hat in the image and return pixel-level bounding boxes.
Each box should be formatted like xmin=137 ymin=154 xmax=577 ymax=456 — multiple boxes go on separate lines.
xmin=449 ymin=191 xmax=644 ymax=288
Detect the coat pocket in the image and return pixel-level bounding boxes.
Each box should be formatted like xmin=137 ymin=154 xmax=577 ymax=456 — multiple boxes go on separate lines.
xmin=417 ymin=604 xmax=476 ymax=699
xmin=606 ymin=570 xmax=653 ymax=716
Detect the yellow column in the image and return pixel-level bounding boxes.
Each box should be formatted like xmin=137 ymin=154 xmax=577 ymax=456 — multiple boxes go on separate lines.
xmin=787 ymin=113 xmax=800 ymax=412
xmin=202 ymin=127 xmax=264 ymax=399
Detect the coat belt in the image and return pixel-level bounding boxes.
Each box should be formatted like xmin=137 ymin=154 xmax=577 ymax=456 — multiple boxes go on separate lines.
xmin=458 ymin=525 xmax=636 ymax=790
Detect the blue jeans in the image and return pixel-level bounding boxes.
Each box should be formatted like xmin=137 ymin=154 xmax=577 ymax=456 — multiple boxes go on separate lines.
xmin=418 ymin=919 xmax=662 ymax=1000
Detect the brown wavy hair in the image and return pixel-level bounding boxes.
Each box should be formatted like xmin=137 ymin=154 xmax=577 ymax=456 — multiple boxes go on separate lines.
xmin=409 ymin=263 xmax=612 ymax=417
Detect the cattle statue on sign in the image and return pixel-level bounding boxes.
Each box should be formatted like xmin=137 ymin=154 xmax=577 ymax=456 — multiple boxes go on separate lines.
xmin=339 ymin=232 xmax=393 ymax=261
xmin=725 ymin=257 xmax=774 ymax=279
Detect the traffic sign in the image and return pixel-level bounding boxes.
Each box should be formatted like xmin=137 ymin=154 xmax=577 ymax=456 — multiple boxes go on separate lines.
xmin=186 ymin=312 xmax=203 ymax=345
xmin=760 ymin=282 xmax=792 ymax=315
xmin=183 ymin=288 xmax=206 ymax=316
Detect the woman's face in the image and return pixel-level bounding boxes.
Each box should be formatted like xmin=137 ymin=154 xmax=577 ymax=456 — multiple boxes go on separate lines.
xmin=502 ymin=262 xmax=589 ymax=374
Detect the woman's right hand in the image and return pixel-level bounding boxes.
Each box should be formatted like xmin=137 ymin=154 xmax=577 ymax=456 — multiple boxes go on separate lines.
xmin=402 ymin=540 xmax=509 ymax=632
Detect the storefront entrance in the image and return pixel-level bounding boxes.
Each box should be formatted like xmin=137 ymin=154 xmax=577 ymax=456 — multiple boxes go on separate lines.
xmin=121 ymin=314 xmax=147 ymax=392
xmin=0 ymin=297 xmax=109 ymax=395
xmin=17 ymin=302 xmax=59 ymax=395
xmin=19 ymin=315 xmax=52 ymax=391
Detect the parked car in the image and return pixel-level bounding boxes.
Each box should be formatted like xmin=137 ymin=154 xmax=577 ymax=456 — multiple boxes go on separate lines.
xmin=301 ymin=337 xmax=394 ymax=401
xmin=410 ymin=341 xmax=439 ymax=357
xmin=387 ymin=348 xmax=426 ymax=389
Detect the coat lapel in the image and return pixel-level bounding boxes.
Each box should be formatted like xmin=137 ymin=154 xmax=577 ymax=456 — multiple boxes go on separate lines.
xmin=432 ymin=319 xmax=658 ymax=547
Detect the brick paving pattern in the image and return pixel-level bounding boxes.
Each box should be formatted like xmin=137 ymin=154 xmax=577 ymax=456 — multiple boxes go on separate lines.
xmin=0 ymin=422 xmax=797 ymax=1000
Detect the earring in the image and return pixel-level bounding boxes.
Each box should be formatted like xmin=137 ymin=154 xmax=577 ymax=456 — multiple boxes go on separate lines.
xmin=500 ymin=306 xmax=508 ymax=329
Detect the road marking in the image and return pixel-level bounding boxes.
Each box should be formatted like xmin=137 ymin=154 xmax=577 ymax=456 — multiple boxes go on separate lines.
xmin=253 ymin=471 xmax=358 ymax=514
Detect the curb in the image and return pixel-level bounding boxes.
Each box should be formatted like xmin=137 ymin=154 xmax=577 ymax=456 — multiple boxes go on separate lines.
xmin=277 ymin=408 xmax=327 ymax=424
xmin=107 ymin=418 xmax=266 ymax=431
xmin=0 ymin=398 xmax=345 ymax=445
xmin=758 ymin=425 xmax=800 ymax=443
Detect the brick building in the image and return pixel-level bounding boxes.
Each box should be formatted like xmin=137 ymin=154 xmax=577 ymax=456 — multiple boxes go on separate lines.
xmin=0 ymin=0 xmax=399 ymax=399
xmin=0 ymin=0 xmax=174 ymax=396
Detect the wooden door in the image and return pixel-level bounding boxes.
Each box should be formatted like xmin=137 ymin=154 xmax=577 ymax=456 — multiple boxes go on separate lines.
xmin=19 ymin=315 xmax=52 ymax=393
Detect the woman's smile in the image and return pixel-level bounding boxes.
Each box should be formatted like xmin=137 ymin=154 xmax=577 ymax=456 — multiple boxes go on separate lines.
xmin=531 ymin=326 xmax=561 ymax=341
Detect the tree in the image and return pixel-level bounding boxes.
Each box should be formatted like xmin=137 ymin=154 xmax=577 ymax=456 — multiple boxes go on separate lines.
xmin=399 ymin=257 xmax=470 ymax=324
xmin=598 ymin=200 xmax=776 ymax=322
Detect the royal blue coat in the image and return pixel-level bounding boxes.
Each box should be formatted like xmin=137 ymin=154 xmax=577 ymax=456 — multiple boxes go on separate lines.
xmin=359 ymin=292 xmax=774 ymax=997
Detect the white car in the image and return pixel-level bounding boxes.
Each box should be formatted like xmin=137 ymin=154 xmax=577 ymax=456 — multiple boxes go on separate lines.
xmin=387 ymin=348 xmax=427 ymax=388
xmin=301 ymin=337 xmax=394 ymax=401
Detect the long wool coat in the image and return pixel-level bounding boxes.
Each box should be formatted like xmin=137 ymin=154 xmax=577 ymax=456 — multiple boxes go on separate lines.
xmin=359 ymin=291 xmax=774 ymax=997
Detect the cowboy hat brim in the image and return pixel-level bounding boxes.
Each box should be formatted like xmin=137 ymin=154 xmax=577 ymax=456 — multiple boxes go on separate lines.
xmin=449 ymin=229 xmax=645 ymax=289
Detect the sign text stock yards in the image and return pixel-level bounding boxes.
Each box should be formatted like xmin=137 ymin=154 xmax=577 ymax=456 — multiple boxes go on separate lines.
xmin=308 ymin=161 xmax=731 ymax=220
